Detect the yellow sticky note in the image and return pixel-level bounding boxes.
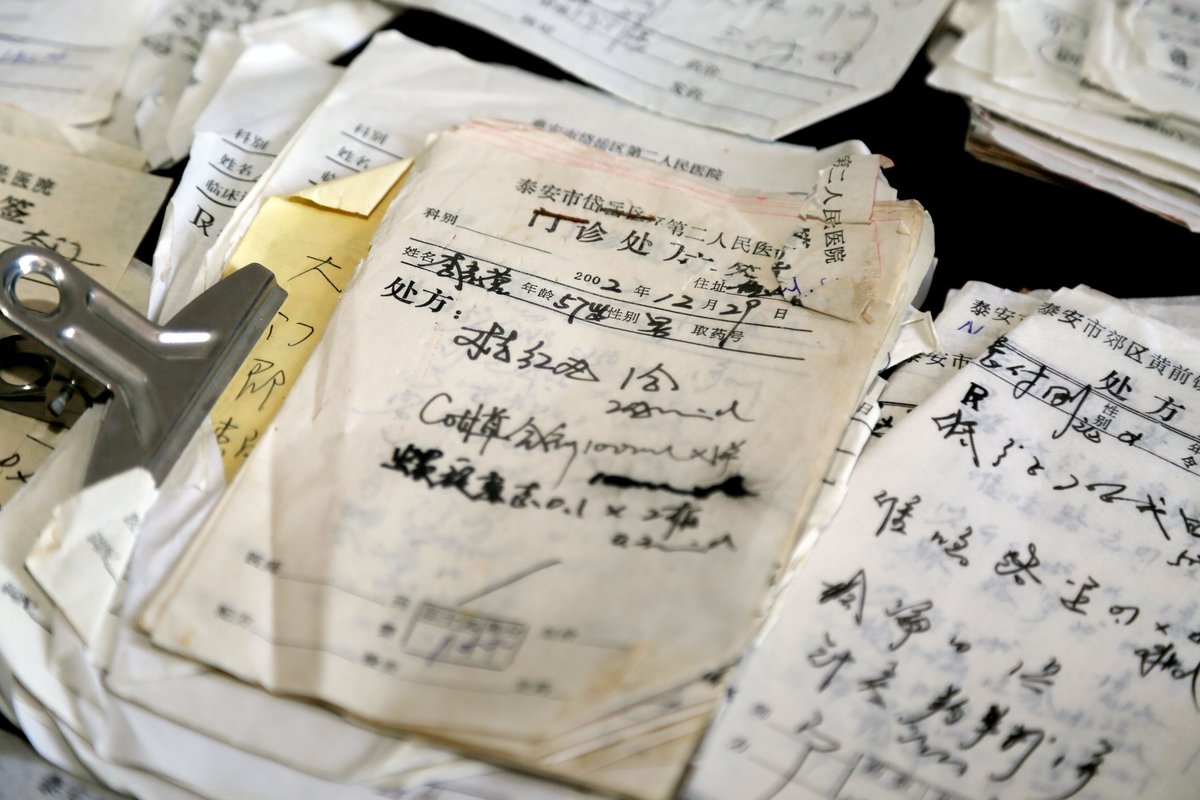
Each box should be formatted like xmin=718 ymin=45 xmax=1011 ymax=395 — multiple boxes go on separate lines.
xmin=210 ymin=158 xmax=413 ymax=479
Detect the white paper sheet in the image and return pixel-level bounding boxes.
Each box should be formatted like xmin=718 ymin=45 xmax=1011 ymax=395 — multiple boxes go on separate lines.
xmin=988 ymin=0 xmax=1098 ymax=103
xmin=687 ymin=286 xmax=1200 ymax=799
xmin=947 ymin=0 xmax=997 ymax=30
xmin=148 ymin=43 xmax=341 ymax=321
xmin=0 ymin=0 xmax=156 ymax=125
xmin=8 ymin=684 xmax=203 ymax=799
xmin=25 ymin=470 xmax=157 ymax=653
xmin=874 ymin=282 xmax=1045 ymax=437
xmin=1125 ymin=295 xmax=1200 ymax=338
xmin=162 ymin=1 xmax=392 ymax=164
xmin=877 ymin=282 xmax=1200 ymax=439
xmin=399 ymin=0 xmax=954 ymax=139
xmin=1084 ymin=0 xmax=1200 ymax=124
xmin=0 ymin=132 xmax=169 ymax=290
xmin=928 ymin=2 xmax=1200 ymax=228
xmin=99 ymin=0 xmax=387 ymax=167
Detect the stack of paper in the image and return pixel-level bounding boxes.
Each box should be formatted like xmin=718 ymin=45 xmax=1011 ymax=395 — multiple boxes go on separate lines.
xmin=0 ymin=27 xmax=941 ymax=800
xmin=99 ymin=0 xmax=391 ymax=167
xmin=141 ymin=118 xmax=932 ymax=799
xmin=156 ymin=30 xmax=885 ymax=321
xmin=928 ymin=0 xmax=1200 ymax=231
xmin=1 ymin=5 xmax=1193 ymax=799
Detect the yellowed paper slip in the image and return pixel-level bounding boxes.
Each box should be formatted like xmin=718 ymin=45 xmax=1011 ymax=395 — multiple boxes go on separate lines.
xmin=210 ymin=158 xmax=413 ymax=478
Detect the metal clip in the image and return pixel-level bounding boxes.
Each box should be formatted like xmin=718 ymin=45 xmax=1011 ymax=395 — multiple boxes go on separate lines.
xmin=0 ymin=246 xmax=286 ymax=487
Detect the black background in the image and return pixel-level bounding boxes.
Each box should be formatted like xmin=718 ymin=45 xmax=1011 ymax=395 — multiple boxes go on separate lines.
xmin=138 ymin=9 xmax=1199 ymax=319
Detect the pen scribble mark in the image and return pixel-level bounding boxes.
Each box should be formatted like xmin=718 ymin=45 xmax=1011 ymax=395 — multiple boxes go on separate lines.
xmin=597 ymin=206 xmax=657 ymax=222
xmin=588 ymin=472 xmax=755 ymax=499
xmin=532 ymin=206 xmax=589 ymax=225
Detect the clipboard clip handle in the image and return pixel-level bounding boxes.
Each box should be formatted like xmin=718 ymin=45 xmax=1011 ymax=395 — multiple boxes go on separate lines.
xmin=0 ymin=331 xmax=106 ymax=427
xmin=0 ymin=246 xmax=286 ymax=487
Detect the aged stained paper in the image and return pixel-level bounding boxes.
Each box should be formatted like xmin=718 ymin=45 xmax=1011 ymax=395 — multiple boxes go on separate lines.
xmin=145 ymin=122 xmax=927 ymax=797
xmin=90 ymin=32 xmax=907 ymax=800
xmin=687 ymin=286 xmax=1200 ymax=799
xmin=962 ymin=105 xmax=1200 ymax=231
xmin=92 ymin=253 xmax=931 ymax=800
